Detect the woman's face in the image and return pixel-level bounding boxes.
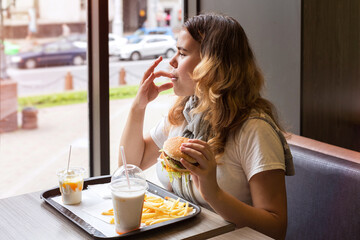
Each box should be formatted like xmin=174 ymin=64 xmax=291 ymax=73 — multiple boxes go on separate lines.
xmin=169 ymin=29 xmax=201 ymax=96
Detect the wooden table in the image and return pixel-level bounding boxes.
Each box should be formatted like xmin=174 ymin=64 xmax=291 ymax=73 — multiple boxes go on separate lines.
xmin=209 ymin=227 xmax=273 ymax=240
xmin=0 ymin=190 xmax=235 ymax=239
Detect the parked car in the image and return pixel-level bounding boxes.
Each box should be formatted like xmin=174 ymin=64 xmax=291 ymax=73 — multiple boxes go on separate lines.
xmin=64 ymin=33 xmax=87 ymax=43
xmin=71 ymin=33 xmax=127 ymax=56
xmin=66 ymin=33 xmax=87 ymax=49
xmin=118 ymin=35 xmax=176 ymax=61
xmin=108 ymin=33 xmax=127 ymax=56
xmin=125 ymin=27 xmax=174 ymax=41
xmin=11 ymin=40 xmax=86 ymax=69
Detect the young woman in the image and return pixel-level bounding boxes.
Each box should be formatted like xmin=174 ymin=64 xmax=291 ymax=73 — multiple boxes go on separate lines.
xmin=120 ymin=13 xmax=294 ymax=240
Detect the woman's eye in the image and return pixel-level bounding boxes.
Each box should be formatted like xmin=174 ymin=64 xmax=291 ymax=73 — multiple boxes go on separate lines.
xmin=179 ymin=52 xmax=185 ymax=57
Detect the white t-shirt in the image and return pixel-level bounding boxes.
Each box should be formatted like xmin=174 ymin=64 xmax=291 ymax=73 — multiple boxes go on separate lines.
xmin=150 ymin=114 xmax=285 ymax=207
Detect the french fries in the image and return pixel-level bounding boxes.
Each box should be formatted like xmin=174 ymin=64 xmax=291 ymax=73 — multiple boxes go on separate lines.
xmin=101 ymin=195 xmax=194 ymax=226
xmin=101 ymin=209 xmax=114 ymax=215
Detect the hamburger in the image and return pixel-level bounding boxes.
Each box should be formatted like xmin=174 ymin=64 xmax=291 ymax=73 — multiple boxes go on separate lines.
xmin=159 ymin=136 xmax=198 ymax=173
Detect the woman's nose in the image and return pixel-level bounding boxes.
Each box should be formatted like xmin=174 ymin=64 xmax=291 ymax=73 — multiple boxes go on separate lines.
xmin=169 ymin=55 xmax=178 ymax=69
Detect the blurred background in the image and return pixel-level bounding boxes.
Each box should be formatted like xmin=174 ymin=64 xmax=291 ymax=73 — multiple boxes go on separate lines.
xmin=0 ymin=0 xmax=181 ymax=199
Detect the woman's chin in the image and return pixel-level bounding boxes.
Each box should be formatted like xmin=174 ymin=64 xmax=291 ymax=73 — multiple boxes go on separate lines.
xmin=173 ymin=88 xmax=195 ymax=97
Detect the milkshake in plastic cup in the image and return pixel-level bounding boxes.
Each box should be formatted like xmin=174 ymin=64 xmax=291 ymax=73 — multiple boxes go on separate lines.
xmin=57 ymin=167 xmax=85 ymax=205
xmin=109 ymin=164 xmax=148 ymax=234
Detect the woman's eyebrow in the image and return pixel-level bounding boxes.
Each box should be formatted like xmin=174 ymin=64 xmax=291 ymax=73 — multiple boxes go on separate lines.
xmin=177 ymin=46 xmax=189 ymax=52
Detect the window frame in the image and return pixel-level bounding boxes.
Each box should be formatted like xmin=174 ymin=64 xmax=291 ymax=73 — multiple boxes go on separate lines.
xmin=87 ymin=0 xmax=110 ymax=176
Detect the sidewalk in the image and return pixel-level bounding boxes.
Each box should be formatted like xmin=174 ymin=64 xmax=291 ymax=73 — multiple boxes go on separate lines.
xmin=0 ymin=94 xmax=176 ymax=199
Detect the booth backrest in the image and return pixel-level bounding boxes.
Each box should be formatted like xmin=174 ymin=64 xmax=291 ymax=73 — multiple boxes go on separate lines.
xmin=285 ymin=136 xmax=360 ymax=240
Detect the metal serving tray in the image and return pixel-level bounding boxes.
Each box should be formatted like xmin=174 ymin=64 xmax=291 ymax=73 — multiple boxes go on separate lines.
xmin=41 ymin=175 xmax=201 ymax=239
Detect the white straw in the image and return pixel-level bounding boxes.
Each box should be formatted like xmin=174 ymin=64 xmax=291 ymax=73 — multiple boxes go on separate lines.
xmin=120 ymin=146 xmax=131 ymax=189
xmin=66 ymin=145 xmax=72 ymax=173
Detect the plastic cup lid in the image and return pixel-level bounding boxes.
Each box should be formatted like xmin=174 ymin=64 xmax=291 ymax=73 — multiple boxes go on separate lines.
xmin=57 ymin=167 xmax=85 ymax=177
xmin=110 ymin=164 xmax=148 ymax=191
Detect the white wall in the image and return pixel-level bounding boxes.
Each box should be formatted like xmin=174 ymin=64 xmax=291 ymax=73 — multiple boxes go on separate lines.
xmin=11 ymin=0 xmax=34 ymax=10
xmin=198 ymin=0 xmax=301 ymax=134
xmin=39 ymin=0 xmax=82 ymax=22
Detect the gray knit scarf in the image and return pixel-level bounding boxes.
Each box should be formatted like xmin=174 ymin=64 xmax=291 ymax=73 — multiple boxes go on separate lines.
xmin=170 ymin=96 xmax=209 ymax=204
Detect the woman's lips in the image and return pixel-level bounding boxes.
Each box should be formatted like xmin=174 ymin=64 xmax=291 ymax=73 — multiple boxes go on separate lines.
xmin=170 ymin=73 xmax=178 ymax=81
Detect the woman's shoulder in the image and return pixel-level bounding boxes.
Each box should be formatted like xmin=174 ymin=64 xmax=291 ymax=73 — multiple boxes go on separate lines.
xmin=234 ymin=110 xmax=275 ymax=136
xmin=226 ymin=110 xmax=282 ymax=153
xmin=228 ymin=110 xmax=285 ymax=168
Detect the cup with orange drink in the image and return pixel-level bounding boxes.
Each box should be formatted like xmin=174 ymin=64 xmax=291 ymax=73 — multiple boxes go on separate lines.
xmin=57 ymin=167 xmax=85 ymax=205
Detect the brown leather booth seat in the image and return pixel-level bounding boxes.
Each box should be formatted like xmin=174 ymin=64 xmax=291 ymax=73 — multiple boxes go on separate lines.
xmin=285 ymin=135 xmax=360 ymax=240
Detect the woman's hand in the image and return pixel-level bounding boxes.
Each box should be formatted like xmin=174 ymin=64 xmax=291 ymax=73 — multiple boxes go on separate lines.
xmin=133 ymin=56 xmax=174 ymax=109
xmin=180 ymin=139 xmax=221 ymax=201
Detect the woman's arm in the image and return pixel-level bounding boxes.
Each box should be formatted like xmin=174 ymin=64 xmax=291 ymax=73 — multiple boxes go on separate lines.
xmin=119 ymin=56 xmax=173 ymax=169
xmin=206 ymin=170 xmax=287 ymax=240
xmin=180 ymin=139 xmax=287 ymax=240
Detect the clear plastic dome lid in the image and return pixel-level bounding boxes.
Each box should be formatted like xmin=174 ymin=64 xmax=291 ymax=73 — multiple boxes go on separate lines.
xmin=110 ymin=164 xmax=148 ymax=192
xmin=57 ymin=167 xmax=85 ymax=179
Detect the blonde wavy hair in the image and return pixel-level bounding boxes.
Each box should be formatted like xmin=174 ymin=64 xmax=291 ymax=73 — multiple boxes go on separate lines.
xmin=168 ymin=13 xmax=282 ymax=159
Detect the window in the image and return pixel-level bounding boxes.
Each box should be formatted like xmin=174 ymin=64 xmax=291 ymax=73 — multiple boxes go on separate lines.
xmin=0 ymin=0 xmax=184 ymax=199
xmin=44 ymin=43 xmax=59 ymax=53
xmin=108 ymin=0 xmax=182 ymax=179
xmin=59 ymin=42 xmax=73 ymax=51
xmin=0 ymin=0 xmax=89 ymax=199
